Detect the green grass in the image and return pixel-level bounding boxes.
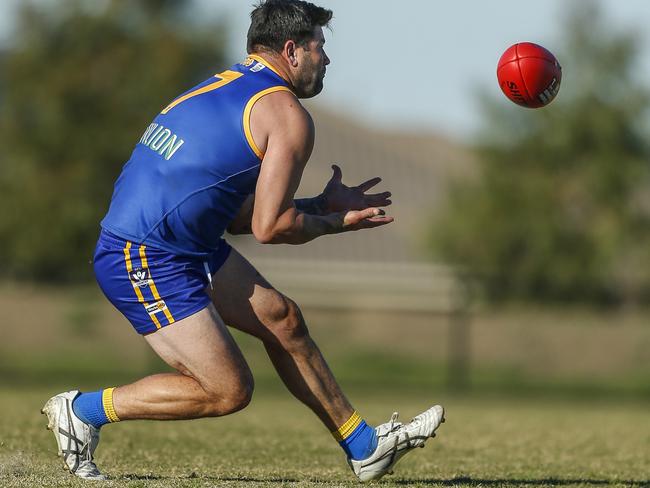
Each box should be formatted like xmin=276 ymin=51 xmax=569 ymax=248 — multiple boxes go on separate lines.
xmin=1 ymin=386 xmax=648 ymax=488
xmin=1 ymin=285 xmax=649 ymax=486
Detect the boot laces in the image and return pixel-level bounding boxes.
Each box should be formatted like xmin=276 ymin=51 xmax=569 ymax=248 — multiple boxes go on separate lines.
xmin=388 ymin=412 xmax=400 ymax=431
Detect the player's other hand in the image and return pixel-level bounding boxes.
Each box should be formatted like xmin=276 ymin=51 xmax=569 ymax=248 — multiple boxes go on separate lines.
xmin=342 ymin=207 xmax=394 ymax=231
xmin=323 ymin=164 xmax=392 ymax=212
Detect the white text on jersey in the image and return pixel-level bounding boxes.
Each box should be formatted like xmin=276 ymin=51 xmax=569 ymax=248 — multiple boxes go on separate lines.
xmin=139 ymin=123 xmax=185 ymax=161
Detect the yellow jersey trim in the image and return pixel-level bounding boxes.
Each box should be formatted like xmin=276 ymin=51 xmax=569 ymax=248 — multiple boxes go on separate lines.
xmin=102 ymin=387 xmax=121 ymax=423
xmin=332 ymin=411 xmax=362 ymax=442
xmin=243 ymin=86 xmax=294 ymax=160
xmin=246 ymin=54 xmax=287 ymax=81
xmin=161 ymin=70 xmax=243 ymax=115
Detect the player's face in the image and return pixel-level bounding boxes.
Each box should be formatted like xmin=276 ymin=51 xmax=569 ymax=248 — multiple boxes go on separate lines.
xmin=294 ymin=26 xmax=330 ymax=99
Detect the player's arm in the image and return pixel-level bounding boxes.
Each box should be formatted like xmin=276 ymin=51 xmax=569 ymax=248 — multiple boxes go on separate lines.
xmin=227 ymin=192 xmax=326 ymax=235
xmin=251 ymin=92 xmax=336 ymax=244
xmin=228 ymin=164 xmax=391 ymax=233
xmin=250 ymin=92 xmax=392 ymax=245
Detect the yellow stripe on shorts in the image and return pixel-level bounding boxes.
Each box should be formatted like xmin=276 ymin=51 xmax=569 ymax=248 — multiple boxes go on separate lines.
xmin=138 ymin=245 xmax=175 ymax=325
xmin=123 ymin=241 xmax=161 ymax=330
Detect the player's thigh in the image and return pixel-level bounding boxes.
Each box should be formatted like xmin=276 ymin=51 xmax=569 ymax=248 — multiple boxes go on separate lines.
xmin=144 ymin=303 xmax=252 ymax=392
xmin=207 ymin=247 xmax=299 ymax=342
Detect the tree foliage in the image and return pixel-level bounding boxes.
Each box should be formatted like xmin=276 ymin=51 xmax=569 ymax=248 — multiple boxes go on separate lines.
xmin=0 ymin=0 xmax=227 ymax=282
xmin=431 ymin=3 xmax=650 ymax=305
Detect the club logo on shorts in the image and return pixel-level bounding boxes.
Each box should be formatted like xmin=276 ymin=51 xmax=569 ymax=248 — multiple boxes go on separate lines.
xmin=145 ymin=300 xmax=168 ymax=315
xmin=129 ymin=267 xmax=150 ymax=288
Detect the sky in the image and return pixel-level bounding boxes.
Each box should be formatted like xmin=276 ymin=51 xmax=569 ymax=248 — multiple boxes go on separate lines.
xmin=1 ymin=0 xmax=649 ymax=141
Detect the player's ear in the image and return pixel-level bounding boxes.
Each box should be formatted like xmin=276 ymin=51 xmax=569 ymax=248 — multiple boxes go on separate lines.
xmin=284 ymin=40 xmax=299 ymax=67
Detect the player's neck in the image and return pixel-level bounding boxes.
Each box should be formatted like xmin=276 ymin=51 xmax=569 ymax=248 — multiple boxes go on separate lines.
xmin=251 ymin=51 xmax=292 ymax=85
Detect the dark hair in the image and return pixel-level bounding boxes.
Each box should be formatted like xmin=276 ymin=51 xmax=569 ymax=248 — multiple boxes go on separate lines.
xmin=247 ymin=0 xmax=333 ymax=54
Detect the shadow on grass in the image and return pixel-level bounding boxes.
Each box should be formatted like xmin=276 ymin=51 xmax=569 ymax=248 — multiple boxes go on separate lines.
xmin=116 ymin=474 xmax=649 ymax=486
xmin=395 ymin=477 xmax=650 ymax=486
xmin=119 ymin=474 xmax=300 ymax=482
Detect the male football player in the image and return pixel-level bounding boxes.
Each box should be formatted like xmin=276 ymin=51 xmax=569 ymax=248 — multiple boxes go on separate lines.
xmin=42 ymin=0 xmax=444 ymax=481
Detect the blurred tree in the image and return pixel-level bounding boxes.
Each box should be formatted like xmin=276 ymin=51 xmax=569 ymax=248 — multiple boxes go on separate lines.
xmin=0 ymin=0 xmax=227 ymax=282
xmin=431 ymin=2 xmax=650 ymax=305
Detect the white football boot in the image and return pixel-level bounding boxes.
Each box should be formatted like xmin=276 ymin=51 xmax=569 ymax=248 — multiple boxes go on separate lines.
xmin=348 ymin=405 xmax=445 ymax=482
xmin=41 ymin=390 xmax=106 ymax=480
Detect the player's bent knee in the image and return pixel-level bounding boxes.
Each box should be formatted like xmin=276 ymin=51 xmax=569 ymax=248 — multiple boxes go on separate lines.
xmin=265 ymin=294 xmax=309 ymax=349
xmin=219 ymin=380 xmax=254 ymax=415
xmin=203 ymin=372 xmax=254 ymax=416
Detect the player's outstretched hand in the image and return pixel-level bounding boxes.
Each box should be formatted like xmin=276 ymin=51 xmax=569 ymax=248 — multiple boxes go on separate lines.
xmin=323 ymin=164 xmax=392 ymax=212
xmin=342 ymin=207 xmax=394 ymax=231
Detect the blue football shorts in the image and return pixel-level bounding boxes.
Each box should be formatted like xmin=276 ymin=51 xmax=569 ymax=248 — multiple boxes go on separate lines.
xmin=93 ymin=229 xmax=232 ymax=335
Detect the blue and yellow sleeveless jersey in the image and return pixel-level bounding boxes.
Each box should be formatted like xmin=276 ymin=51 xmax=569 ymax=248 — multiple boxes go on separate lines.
xmin=100 ymin=55 xmax=292 ymax=258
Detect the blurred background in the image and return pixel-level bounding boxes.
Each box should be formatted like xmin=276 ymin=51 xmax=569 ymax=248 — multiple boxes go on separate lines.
xmin=0 ymin=0 xmax=649 ymax=402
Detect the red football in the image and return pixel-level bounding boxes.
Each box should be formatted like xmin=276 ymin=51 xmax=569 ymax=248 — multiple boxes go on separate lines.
xmin=497 ymin=42 xmax=562 ymax=108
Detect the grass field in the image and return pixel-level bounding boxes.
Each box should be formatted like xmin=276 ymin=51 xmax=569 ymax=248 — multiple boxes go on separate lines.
xmin=1 ymin=386 xmax=648 ymax=488
xmin=1 ymin=285 xmax=648 ymax=486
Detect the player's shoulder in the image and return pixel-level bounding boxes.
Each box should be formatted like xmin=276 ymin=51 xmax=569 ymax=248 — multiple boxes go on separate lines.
xmin=257 ymin=88 xmax=308 ymax=115
xmin=253 ymin=88 xmax=313 ymax=133
xmin=250 ymin=87 xmax=314 ymax=159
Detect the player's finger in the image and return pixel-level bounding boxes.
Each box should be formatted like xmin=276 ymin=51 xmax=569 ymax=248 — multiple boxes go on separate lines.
xmin=346 ymin=207 xmax=381 ymax=225
xmin=367 ymin=191 xmax=391 ymax=199
xmin=365 ymin=215 xmax=393 ymax=223
xmin=355 ymin=177 xmax=381 ymax=192
xmin=365 ymin=192 xmax=392 ymax=206
xmin=365 ymin=197 xmax=392 ymax=208
xmin=360 ymin=216 xmax=394 ymax=228
xmin=331 ymin=164 xmax=343 ymax=182
xmin=346 ymin=208 xmax=393 ymax=229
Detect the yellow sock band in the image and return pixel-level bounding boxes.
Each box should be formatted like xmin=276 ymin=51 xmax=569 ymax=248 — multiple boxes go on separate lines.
xmin=332 ymin=411 xmax=362 ymax=442
xmin=102 ymin=387 xmax=121 ymax=423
